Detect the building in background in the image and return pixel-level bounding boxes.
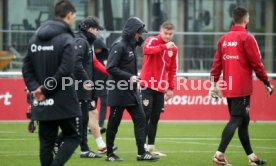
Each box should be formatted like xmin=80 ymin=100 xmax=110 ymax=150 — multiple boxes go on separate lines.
xmin=0 ymin=0 xmax=275 ymax=73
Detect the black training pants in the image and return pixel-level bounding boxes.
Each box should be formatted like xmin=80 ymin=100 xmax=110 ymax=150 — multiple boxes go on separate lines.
xmin=218 ymin=96 xmax=253 ymax=155
xmin=141 ymin=88 xmax=164 ymax=145
xmin=39 ymin=117 xmax=80 ymax=166
xmin=79 ymin=100 xmax=90 ymax=152
xmin=106 ymin=104 xmax=146 ymax=156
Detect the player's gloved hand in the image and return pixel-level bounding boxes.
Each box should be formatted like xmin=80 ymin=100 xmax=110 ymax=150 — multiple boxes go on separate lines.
xmin=28 ymin=120 xmax=36 ymax=133
xmin=263 ymin=80 xmax=274 ymax=96
xmin=209 ymin=82 xmax=222 ymax=99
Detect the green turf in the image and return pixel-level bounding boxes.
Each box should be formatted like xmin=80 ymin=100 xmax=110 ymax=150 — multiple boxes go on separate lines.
xmin=0 ymin=122 xmax=275 ymax=166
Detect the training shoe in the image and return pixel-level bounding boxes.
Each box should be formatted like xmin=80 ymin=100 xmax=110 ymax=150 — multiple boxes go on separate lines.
xmin=249 ymin=156 xmax=267 ymax=166
xmin=98 ymin=146 xmax=118 ymax=154
xmin=213 ymin=154 xmax=231 ymax=166
xmin=100 ymin=127 xmax=106 ymax=134
xmin=80 ymin=151 xmax=102 ymax=158
xmin=149 ymin=148 xmax=167 ymax=157
xmin=105 ymin=153 xmax=124 ymax=162
xmin=137 ymin=151 xmax=159 ymax=162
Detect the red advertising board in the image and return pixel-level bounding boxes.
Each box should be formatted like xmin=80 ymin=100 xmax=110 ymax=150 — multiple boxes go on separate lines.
xmin=161 ymin=80 xmax=276 ymax=121
xmin=0 ymin=78 xmax=29 ymax=120
xmin=0 ymin=78 xmax=275 ymax=121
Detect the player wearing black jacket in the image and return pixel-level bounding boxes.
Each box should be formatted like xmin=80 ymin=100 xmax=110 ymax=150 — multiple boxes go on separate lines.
xmin=105 ymin=17 xmax=159 ymax=162
xmin=54 ymin=16 xmax=112 ymax=158
xmin=22 ymin=1 xmax=80 ymax=166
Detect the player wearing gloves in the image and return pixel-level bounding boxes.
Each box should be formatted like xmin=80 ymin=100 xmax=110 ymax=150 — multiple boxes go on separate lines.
xmin=210 ymin=7 xmax=273 ymax=166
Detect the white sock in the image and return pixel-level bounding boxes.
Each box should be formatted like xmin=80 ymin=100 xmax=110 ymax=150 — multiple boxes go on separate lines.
xmin=248 ymin=153 xmax=257 ymax=159
xmin=147 ymin=144 xmax=155 ymax=151
xmin=96 ymin=137 xmax=106 ymax=148
xmin=144 ymin=144 xmax=148 ymax=151
xmin=215 ymin=151 xmax=224 ymax=156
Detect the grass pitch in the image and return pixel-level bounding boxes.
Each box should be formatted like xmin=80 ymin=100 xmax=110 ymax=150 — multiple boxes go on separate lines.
xmin=0 ymin=122 xmax=275 ymax=166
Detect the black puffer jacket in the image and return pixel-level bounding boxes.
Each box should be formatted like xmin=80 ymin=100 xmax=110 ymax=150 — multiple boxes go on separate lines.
xmin=106 ymin=17 xmax=145 ymax=107
xmin=74 ymin=32 xmax=94 ymax=100
xmin=22 ymin=19 xmax=80 ymax=121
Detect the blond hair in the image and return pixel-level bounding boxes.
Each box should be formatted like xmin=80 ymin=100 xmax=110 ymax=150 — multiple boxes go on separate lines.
xmin=160 ymin=21 xmax=175 ymax=30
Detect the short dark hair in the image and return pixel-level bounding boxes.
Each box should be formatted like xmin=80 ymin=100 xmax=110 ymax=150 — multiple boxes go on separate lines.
xmin=54 ymin=0 xmax=76 ymax=18
xmin=160 ymin=21 xmax=175 ymax=30
xmin=79 ymin=16 xmax=104 ymax=31
xmin=232 ymin=7 xmax=248 ymax=24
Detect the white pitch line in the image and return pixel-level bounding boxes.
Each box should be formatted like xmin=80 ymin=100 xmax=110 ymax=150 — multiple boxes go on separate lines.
xmin=0 ymin=138 xmax=36 ymax=141
xmin=0 ymin=153 xmax=38 ymax=157
xmin=115 ymin=137 xmax=276 ymax=141
xmin=161 ymin=140 xmax=276 ymax=150
xmin=0 ymin=150 xmax=276 ymax=157
xmin=1 ymin=137 xmax=276 ymax=141
xmin=0 ymin=151 xmax=39 ymax=154
xmin=0 ymin=131 xmax=18 ymax=134
xmin=158 ymin=138 xmax=276 ymax=141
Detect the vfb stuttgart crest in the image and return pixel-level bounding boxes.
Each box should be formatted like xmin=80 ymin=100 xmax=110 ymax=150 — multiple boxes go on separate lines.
xmin=168 ymin=50 xmax=173 ymax=57
xmin=143 ymin=99 xmax=149 ymax=107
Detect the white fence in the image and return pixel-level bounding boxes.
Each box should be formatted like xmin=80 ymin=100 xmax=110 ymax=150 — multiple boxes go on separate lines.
xmin=1 ymin=72 xmax=276 ymax=78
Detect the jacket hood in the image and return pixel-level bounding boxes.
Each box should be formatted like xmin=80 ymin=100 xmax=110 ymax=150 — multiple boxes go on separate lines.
xmin=122 ymin=17 xmax=146 ymax=40
xmin=37 ymin=19 xmax=74 ymax=41
xmin=94 ymin=38 xmax=108 ymax=51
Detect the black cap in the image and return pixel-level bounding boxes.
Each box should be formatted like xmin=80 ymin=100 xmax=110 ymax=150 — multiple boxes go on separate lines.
xmin=137 ymin=24 xmax=148 ymax=33
xmin=79 ymin=16 xmax=104 ymax=31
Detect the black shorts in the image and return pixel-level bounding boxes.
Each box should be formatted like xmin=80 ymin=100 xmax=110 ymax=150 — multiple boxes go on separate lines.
xmin=141 ymin=87 xmax=164 ymax=114
xmin=227 ymin=96 xmax=250 ymax=117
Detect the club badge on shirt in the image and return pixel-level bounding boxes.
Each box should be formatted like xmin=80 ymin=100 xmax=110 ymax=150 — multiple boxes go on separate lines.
xmin=143 ymin=99 xmax=149 ymax=107
xmin=168 ymin=50 xmax=173 ymax=57
xmin=91 ymin=100 xmax=96 ymax=108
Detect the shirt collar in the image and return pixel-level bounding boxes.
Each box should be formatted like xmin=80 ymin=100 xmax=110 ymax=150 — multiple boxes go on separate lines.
xmin=231 ymin=25 xmax=247 ymax=32
xmin=157 ymin=35 xmax=166 ymax=44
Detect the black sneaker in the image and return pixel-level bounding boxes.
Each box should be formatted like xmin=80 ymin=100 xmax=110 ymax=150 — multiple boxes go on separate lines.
xmin=249 ymin=156 xmax=267 ymax=166
xmin=100 ymin=128 xmax=106 ymax=134
xmin=98 ymin=146 xmax=118 ymax=154
xmin=137 ymin=152 xmax=159 ymax=162
xmin=105 ymin=153 xmax=124 ymax=162
xmin=80 ymin=151 xmax=102 ymax=158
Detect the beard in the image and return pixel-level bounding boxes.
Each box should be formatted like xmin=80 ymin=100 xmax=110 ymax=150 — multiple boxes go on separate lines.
xmin=136 ymin=36 xmax=144 ymax=46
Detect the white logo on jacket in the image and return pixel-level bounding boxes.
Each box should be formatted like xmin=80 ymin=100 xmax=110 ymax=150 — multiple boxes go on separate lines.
xmin=222 ymin=41 xmax=227 ymax=48
xmin=30 ymin=44 xmax=54 ymax=52
xmin=33 ymin=98 xmax=54 ymax=106
xmin=129 ymin=51 xmax=134 ymax=57
xmin=223 ymin=54 xmax=239 ymax=60
xmin=222 ymin=41 xmax=237 ymax=48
